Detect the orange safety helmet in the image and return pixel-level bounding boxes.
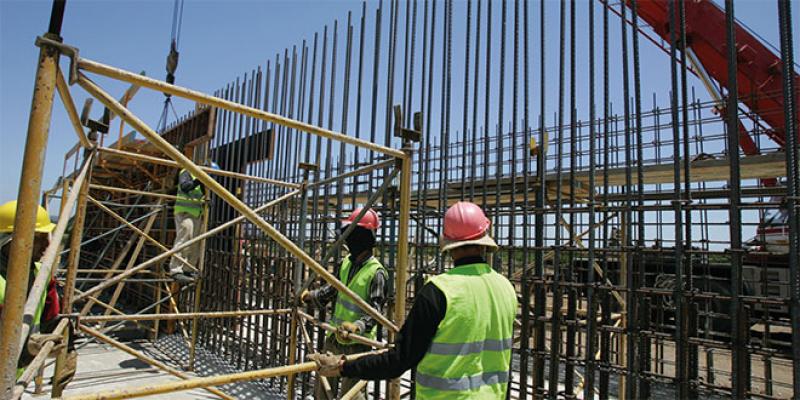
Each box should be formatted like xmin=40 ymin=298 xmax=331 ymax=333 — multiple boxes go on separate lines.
xmin=341 ymin=207 xmax=380 ymax=231
xmin=440 ymin=201 xmax=498 ymax=253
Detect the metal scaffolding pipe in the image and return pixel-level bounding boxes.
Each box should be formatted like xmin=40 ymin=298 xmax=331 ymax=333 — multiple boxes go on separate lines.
xmin=87 ymin=195 xmax=196 ymax=271
xmin=64 ymin=349 xmax=379 ymax=400
xmin=55 ymin=68 xmax=92 ymax=149
xmin=10 ymin=319 xmax=68 ymax=400
xmin=78 ymin=325 xmax=232 ymax=400
xmin=298 ymin=310 xmax=390 ymax=349
xmin=97 ymin=147 xmax=300 ymax=189
xmin=78 ymin=57 xmax=407 ymax=159
xmin=75 ymin=188 xmax=301 ymax=302
xmin=0 ymin=34 xmax=61 ymax=396
xmin=89 ymin=183 xmax=179 ymax=201
xmin=78 ymin=308 xmax=292 ymax=323
xmin=77 ymin=72 xmax=400 ymax=333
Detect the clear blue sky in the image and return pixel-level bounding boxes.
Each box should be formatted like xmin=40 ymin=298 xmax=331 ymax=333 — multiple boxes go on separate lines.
xmin=0 ymin=0 xmax=797 ymax=221
xmin=0 ymin=0 xmax=363 ymax=203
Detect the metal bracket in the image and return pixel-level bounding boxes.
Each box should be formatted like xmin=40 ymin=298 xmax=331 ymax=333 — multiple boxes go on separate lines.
xmin=79 ymin=98 xmax=109 ymax=134
xmin=35 ymin=35 xmax=80 ymax=85
xmin=298 ymin=162 xmax=319 ymax=172
xmin=57 ymin=313 xmax=81 ymax=326
xmin=393 ymin=105 xmax=422 ymax=142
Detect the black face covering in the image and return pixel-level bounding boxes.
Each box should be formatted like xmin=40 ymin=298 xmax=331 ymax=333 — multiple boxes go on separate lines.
xmin=342 ymin=225 xmax=376 ymax=258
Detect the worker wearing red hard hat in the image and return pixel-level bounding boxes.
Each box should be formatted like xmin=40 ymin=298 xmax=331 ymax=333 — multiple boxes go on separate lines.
xmin=301 ymin=207 xmax=388 ymax=399
xmin=310 ymin=201 xmax=518 ymax=399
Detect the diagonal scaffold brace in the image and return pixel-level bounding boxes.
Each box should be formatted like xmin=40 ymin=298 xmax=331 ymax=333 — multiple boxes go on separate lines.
xmin=75 ymin=69 xmax=401 ymax=334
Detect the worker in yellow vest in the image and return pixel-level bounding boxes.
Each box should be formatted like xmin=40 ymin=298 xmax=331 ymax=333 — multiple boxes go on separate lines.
xmin=0 ymin=200 xmax=77 ymax=391
xmin=301 ymin=207 xmax=388 ymax=400
xmin=169 ymin=167 xmax=207 ymax=284
xmin=310 ymin=201 xmax=518 ymax=399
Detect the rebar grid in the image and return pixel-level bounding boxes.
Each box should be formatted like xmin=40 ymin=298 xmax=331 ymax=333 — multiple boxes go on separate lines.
xmin=4 ymin=1 xmax=799 ymax=400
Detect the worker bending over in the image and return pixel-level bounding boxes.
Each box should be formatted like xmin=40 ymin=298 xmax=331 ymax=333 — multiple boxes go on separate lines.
xmin=169 ymin=163 xmax=211 ymax=284
xmin=0 ymin=200 xmax=77 ymax=392
xmin=301 ymin=207 xmax=388 ymax=400
xmin=310 ymin=201 xmax=518 ymax=399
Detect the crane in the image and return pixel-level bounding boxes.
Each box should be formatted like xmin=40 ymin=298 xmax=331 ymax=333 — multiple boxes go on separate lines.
xmin=620 ymin=0 xmax=798 ymax=157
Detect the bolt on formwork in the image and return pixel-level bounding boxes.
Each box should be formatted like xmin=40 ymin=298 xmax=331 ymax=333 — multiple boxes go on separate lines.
xmin=3 ymin=0 xmax=800 ymax=400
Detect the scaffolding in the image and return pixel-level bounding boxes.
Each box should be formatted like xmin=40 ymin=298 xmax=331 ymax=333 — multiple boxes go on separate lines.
xmin=2 ymin=0 xmax=800 ymax=399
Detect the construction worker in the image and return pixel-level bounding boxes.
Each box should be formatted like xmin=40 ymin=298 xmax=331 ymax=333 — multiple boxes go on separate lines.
xmin=168 ymin=163 xmax=211 ymax=284
xmin=0 ymin=200 xmax=77 ymax=390
xmin=309 ymin=201 xmax=518 ymax=399
xmin=300 ymin=207 xmax=388 ymax=400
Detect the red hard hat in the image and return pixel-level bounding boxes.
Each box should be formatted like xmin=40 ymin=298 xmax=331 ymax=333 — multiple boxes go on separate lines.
xmin=342 ymin=207 xmax=380 ymax=230
xmin=441 ymin=201 xmax=498 ymax=252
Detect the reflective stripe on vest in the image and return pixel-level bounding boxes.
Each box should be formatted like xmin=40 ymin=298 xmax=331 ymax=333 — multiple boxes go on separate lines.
xmin=174 ymin=169 xmax=204 ymax=217
xmin=416 ymin=370 xmax=510 ymax=392
xmin=415 ymin=263 xmax=517 ymax=399
xmin=427 ymin=338 xmax=513 ymax=356
xmin=330 ymin=256 xmax=385 ymax=345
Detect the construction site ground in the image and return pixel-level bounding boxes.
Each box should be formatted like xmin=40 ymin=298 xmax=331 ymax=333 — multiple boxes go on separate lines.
xmin=21 ymin=328 xmax=285 ymax=400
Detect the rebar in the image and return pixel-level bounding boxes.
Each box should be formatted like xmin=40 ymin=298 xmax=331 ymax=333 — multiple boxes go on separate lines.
xmin=24 ymin=2 xmax=800 ymax=399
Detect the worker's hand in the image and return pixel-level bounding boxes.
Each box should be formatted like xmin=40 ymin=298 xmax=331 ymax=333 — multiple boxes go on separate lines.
xmin=341 ymin=321 xmax=361 ymax=334
xmin=336 ymin=321 xmax=362 ymax=342
xmin=308 ymin=352 xmax=344 ymax=377
xmin=26 ymin=333 xmax=63 ymax=357
xmin=299 ymin=289 xmax=310 ymax=303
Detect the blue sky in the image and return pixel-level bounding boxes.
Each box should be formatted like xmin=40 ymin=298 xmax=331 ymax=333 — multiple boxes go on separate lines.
xmin=1 ymin=0 xmax=797 ymax=249
xmin=0 ymin=0 xmax=364 ymax=202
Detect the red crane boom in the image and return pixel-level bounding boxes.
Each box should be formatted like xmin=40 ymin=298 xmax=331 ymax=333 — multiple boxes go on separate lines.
xmin=626 ymin=0 xmax=799 ymax=154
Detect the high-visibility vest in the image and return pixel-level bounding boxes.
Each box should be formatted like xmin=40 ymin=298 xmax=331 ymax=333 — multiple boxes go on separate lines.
xmin=415 ymin=263 xmax=518 ymax=399
xmin=174 ymin=169 xmax=204 ymax=218
xmin=1 ymin=262 xmax=47 ymax=378
xmin=329 ymin=256 xmax=385 ymax=345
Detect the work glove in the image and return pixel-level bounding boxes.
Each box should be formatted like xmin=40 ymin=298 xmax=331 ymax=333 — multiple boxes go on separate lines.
xmin=26 ymin=333 xmax=64 ymax=357
xmin=299 ymin=289 xmax=310 ymax=303
xmin=336 ymin=321 xmax=362 ymax=343
xmin=308 ymin=352 xmax=345 ymax=377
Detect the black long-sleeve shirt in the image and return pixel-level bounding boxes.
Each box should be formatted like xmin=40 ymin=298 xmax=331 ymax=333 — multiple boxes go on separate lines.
xmin=307 ymin=254 xmax=388 ymax=333
xmin=341 ymin=255 xmax=486 ymax=380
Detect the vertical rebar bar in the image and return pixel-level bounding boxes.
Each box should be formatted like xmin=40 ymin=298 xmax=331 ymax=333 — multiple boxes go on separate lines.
xmin=778 ymin=1 xmax=800 ymax=397
xmin=720 ymin=1 xmax=748 ymax=398
xmin=584 ymin=1 xmax=598 ymax=398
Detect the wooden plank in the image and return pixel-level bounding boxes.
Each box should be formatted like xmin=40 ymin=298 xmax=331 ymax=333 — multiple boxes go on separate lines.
xmin=312 ymin=153 xmax=786 ymax=210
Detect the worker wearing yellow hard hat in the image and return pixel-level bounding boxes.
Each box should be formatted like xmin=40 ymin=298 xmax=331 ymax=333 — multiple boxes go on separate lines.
xmin=0 ymin=200 xmax=56 ymax=234
xmin=0 ymin=200 xmax=76 ymax=391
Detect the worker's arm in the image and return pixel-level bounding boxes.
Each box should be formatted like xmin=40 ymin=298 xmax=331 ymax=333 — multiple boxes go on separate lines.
xmin=341 ymin=282 xmax=446 ymax=380
xmin=177 ymin=170 xmax=199 ymax=193
xmin=306 ymin=259 xmax=346 ymax=307
xmin=307 ymin=284 xmax=338 ymax=308
xmin=353 ymin=268 xmax=388 ymax=333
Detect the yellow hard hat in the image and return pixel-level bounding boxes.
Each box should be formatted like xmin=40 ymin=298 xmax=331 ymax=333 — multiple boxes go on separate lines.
xmin=0 ymin=200 xmax=56 ymax=234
